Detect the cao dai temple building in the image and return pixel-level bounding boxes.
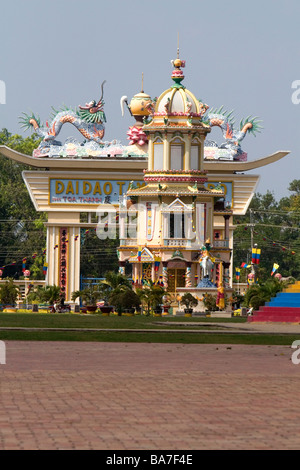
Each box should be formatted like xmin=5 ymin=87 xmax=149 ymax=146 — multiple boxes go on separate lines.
xmin=0 ymin=53 xmax=289 ymax=311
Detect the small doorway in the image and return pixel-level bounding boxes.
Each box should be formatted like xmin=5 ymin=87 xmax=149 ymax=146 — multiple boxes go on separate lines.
xmin=167 ymin=268 xmax=186 ymax=292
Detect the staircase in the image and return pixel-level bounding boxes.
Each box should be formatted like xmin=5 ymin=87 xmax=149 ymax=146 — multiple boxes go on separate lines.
xmin=248 ymin=281 xmax=300 ymax=322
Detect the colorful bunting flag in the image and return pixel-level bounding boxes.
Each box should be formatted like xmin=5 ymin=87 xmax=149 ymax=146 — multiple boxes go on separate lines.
xmin=251 ymin=247 xmax=261 ymax=265
xmin=271 ymin=263 xmax=279 ymax=276
xmin=22 ymin=257 xmax=27 ymax=272
xmin=43 ymin=262 xmax=48 ymax=275
xmin=241 ymin=262 xmax=250 ymax=268
xmin=154 ymin=256 xmax=161 ymax=272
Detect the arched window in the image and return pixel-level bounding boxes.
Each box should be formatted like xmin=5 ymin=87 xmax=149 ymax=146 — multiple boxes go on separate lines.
xmin=153 ymin=137 xmax=163 ymax=170
xmin=170 ymin=137 xmax=184 ymax=170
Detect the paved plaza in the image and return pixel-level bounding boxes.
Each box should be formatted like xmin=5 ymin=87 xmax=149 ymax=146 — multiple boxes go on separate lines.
xmin=0 ymin=339 xmax=300 ymax=450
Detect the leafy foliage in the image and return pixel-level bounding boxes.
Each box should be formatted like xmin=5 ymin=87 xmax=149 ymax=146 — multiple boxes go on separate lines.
xmin=136 ymin=281 xmax=166 ymax=314
xmin=233 ymin=188 xmax=300 ymax=281
xmin=0 ymin=278 xmax=20 ymax=305
xmin=203 ymin=293 xmax=217 ymax=312
xmin=71 ymin=283 xmax=102 ymax=306
xmin=27 ymin=284 xmax=61 ymax=305
xmin=180 ymin=293 xmax=198 ymax=309
xmin=109 ymin=288 xmax=140 ymax=315
xmin=243 ymin=278 xmax=287 ymax=310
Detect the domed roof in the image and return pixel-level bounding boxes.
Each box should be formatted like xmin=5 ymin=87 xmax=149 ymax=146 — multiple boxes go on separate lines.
xmin=156 ymin=86 xmax=200 ymax=115
xmin=153 ymin=56 xmax=203 ymax=116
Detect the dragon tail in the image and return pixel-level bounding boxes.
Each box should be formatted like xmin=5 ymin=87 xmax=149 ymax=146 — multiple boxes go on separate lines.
xmin=239 ymin=116 xmax=263 ymax=136
xmin=19 ymin=112 xmax=42 ymax=132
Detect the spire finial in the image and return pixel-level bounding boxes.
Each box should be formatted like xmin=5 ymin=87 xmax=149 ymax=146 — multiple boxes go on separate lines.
xmin=141 ymin=72 xmax=144 ymax=93
xmin=171 ymin=36 xmax=186 ymax=88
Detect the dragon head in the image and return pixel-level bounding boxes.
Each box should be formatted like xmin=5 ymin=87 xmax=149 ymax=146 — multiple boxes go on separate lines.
xmin=77 ymin=81 xmax=107 ymax=123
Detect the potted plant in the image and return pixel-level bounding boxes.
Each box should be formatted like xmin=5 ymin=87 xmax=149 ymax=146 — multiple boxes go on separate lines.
xmin=71 ymin=283 xmax=101 ymax=313
xmin=149 ymin=284 xmax=165 ymax=316
xmin=98 ymin=271 xmax=133 ymax=315
xmin=162 ymin=294 xmax=171 ymax=315
xmin=180 ymin=292 xmax=198 ymax=317
xmin=109 ymin=287 xmax=140 ymax=316
xmin=202 ymin=293 xmax=217 ymax=316
xmin=136 ymin=282 xmax=166 ymax=316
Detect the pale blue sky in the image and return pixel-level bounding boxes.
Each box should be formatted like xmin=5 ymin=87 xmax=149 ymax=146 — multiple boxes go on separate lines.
xmin=1 ymin=0 xmax=300 ymax=199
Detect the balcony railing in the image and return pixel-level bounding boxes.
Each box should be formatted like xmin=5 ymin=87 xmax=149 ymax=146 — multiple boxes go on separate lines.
xmin=163 ymin=238 xmax=192 ymax=247
xmin=213 ymin=239 xmax=230 ymax=248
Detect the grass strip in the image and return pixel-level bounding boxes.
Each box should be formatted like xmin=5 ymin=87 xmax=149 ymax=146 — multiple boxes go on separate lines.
xmin=0 ymin=329 xmax=298 ymax=345
xmin=0 ymin=313 xmax=246 ymax=329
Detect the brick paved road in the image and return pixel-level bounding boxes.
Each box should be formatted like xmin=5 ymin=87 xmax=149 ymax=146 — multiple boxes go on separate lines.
xmin=0 ymin=341 xmax=300 ymax=450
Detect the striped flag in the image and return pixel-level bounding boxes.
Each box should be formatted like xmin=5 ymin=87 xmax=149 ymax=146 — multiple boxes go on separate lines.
xmin=22 ymin=257 xmax=27 ymax=272
xmin=271 ymin=263 xmax=279 ymax=276
xmin=241 ymin=262 xmax=250 ymax=268
xmin=154 ymin=256 xmax=160 ymax=272
xmin=235 ymin=267 xmax=241 ymax=280
xmin=43 ymin=262 xmax=48 ymax=275
xmin=252 ymin=247 xmax=261 ymax=265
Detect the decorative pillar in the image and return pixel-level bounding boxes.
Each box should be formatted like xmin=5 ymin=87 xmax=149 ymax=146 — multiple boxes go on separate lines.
xmin=45 ymin=220 xmax=80 ymax=302
xmin=59 ymin=227 xmax=68 ymax=300
xmin=185 ymin=262 xmax=192 ymax=288
xmin=162 ymin=262 xmax=168 ymax=289
xmin=224 ymin=214 xmax=230 ymax=241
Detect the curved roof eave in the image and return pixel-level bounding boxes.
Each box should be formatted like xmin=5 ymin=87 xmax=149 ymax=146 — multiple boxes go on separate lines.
xmin=203 ymin=151 xmax=290 ymax=173
xmin=0 ymin=145 xmax=290 ymax=173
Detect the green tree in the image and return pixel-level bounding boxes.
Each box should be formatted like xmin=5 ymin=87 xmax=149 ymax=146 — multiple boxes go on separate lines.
xmin=0 ymin=129 xmax=46 ymax=278
xmin=233 ymin=188 xmax=300 ymax=281
xmin=80 ymin=230 xmax=119 ymax=278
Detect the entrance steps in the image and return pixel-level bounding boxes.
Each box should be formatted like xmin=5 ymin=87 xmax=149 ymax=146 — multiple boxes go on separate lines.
xmin=248 ymin=283 xmax=300 ymax=323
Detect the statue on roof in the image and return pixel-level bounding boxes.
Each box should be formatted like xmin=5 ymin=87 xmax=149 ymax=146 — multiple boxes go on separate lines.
xmin=20 ymin=81 xmax=107 ymax=150
xmin=202 ymin=106 xmax=263 ymax=160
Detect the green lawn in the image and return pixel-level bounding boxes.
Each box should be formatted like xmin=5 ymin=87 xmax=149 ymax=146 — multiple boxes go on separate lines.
xmin=0 ymin=312 xmax=246 ymax=329
xmin=0 ymin=312 xmax=296 ymax=345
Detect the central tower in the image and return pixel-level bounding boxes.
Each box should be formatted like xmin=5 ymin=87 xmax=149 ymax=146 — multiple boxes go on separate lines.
xmin=118 ymin=54 xmax=228 ymax=300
